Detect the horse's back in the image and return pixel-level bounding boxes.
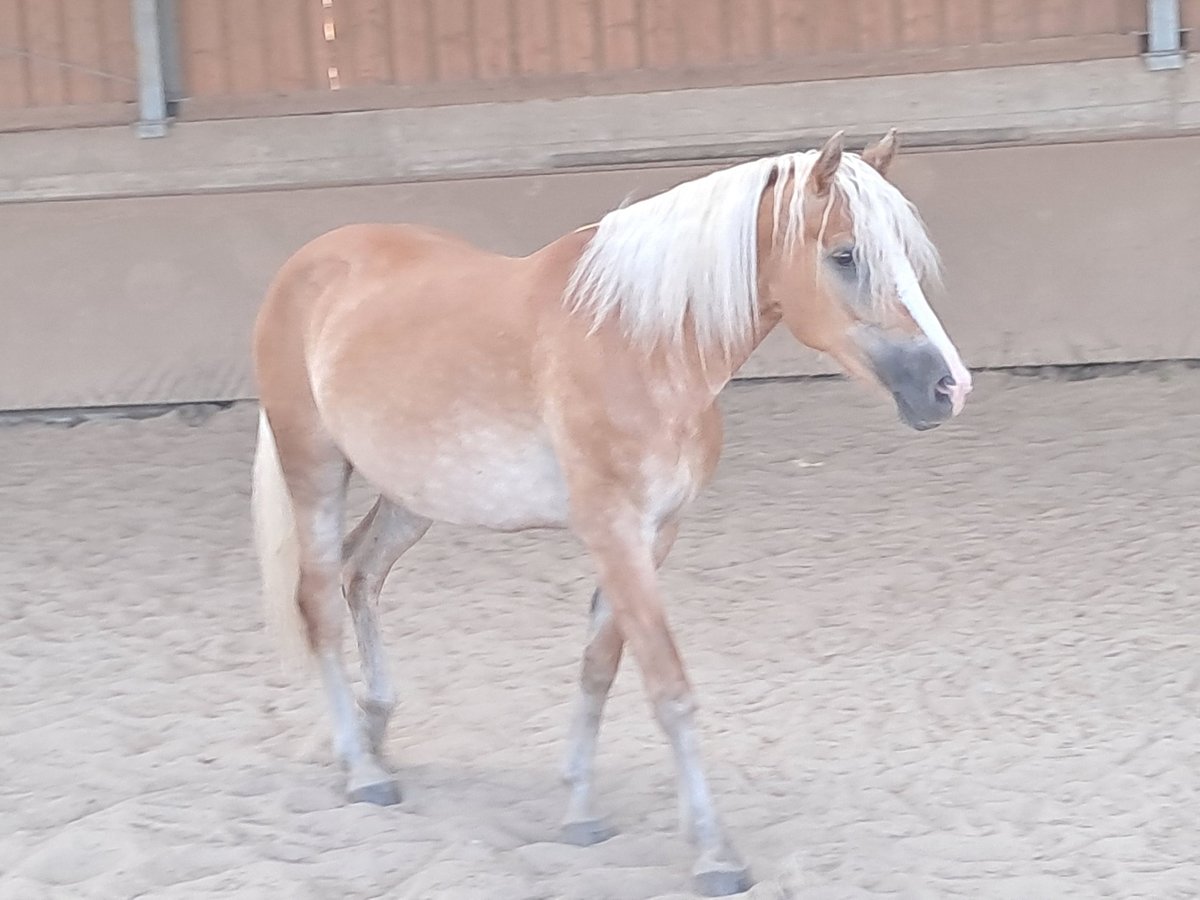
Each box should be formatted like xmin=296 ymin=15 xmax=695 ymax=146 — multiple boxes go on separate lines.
xmin=269 ymin=223 xmax=497 ymax=311
xmin=255 ymin=221 xmax=519 ymax=371
xmin=304 ymin=221 xmax=491 ymax=264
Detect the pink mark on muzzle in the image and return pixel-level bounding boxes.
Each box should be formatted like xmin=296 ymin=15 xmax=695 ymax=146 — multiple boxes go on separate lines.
xmin=936 ymin=369 xmax=972 ymax=416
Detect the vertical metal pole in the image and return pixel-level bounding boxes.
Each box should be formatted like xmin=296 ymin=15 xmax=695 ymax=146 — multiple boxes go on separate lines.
xmin=1144 ymin=0 xmax=1185 ymax=70
xmin=132 ymin=0 xmax=169 ymax=137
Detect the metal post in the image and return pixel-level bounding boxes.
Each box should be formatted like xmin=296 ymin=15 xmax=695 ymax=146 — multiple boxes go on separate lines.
xmin=1144 ymin=0 xmax=1185 ymax=71
xmin=132 ymin=0 xmax=170 ymax=137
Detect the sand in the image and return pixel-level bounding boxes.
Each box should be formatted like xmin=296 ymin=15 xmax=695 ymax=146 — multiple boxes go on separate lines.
xmin=2 ymin=370 xmax=1199 ymax=900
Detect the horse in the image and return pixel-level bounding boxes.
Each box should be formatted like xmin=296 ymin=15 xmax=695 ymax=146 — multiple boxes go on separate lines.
xmin=250 ymin=129 xmax=972 ymax=897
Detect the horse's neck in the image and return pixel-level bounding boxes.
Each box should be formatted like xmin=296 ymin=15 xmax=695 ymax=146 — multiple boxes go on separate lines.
xmin=731 ymin=306 xmax=783 ymax=376
xmin=672 ymin=306 xmax=782 ymax=401
xmin=542 ymin=213 xmax=783 ymax=399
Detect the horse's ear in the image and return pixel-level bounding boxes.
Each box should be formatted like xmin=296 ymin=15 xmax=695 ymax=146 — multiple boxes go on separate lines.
xmin=862 ymin=128 xmax=899 ymax=177
xmin=807 ymin=130 xmax=844 ymax=199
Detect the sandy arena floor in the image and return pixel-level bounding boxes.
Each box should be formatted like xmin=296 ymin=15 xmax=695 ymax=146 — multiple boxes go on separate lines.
xmin=2 ymin=370 xmax=1199 ymax=900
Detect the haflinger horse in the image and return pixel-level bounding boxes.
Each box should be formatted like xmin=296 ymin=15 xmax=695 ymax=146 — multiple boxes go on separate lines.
xmin=251 ymin=129 xmax=971 ymax=897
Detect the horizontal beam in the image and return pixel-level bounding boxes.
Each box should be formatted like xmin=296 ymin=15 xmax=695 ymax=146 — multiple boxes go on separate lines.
xmin=1 ymin=57 xmax=1197 ymax=203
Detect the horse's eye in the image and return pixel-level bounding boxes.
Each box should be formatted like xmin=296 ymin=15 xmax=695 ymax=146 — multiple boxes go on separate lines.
xmin=831 ymin=249 xmax=856 ymax=269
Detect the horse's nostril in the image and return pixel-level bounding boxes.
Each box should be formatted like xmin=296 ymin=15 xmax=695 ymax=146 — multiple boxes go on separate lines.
xmin=935 ymin=375 xmax=956 ymax=398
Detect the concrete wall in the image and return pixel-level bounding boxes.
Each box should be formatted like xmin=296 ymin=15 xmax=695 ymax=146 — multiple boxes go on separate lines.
xmin=2 ymin=131 xmax=1197 ymax=411
xmin=0 ymin=56 xmax=1196 ymax=411
xmin=3 ymin=57 xmax=1199 ymax=202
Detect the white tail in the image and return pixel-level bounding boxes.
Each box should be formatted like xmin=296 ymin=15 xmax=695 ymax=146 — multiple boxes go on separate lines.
xmin=251 ymin=409 xmax=312 ymax=674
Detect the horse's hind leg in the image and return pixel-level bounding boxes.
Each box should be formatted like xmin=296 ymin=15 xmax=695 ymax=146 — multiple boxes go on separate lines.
xmin=277 ymin=432 xmax=399 ymax=805
xmin=560 ymin=587 xmax=623 ymax=845
xmin=341 ymin=496 xmax=431 ymax=755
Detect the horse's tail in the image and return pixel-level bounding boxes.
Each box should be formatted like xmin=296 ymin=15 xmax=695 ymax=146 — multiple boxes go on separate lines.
xmin=251 ymin=409 xmax=312 ymax=674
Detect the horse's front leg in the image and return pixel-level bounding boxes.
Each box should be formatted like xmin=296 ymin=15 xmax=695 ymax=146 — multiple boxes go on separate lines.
xmin=578 ymin=512 xmax=751 ymax=897
xmin=561 ymin=524 xmax=679 ymax=846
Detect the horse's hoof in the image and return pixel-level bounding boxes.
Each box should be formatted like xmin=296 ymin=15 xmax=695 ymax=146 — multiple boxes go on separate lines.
xmin=560 ymin=818 xmax=618 ymax=847
xmin=347 ymin=778 xmax=402 ymax=806
xmin=693 ymin=866 xmax=753 ymax=897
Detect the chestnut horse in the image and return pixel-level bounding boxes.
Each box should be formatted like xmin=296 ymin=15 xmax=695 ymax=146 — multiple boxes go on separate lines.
xmin=251 ymin=130 xmax=971 ymax=896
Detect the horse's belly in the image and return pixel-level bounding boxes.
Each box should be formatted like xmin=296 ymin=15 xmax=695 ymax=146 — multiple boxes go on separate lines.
xmin=352 ymin=427 xmax=570 ymax=531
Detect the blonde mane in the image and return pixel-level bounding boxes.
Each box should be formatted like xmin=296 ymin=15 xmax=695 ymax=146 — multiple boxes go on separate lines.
xmin=564 ymin=150 xmax=941 ymax=353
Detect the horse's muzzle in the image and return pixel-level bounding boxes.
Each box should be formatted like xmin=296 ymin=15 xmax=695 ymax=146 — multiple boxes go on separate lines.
xmin=855 ymin=328 xmax=963 ymax=431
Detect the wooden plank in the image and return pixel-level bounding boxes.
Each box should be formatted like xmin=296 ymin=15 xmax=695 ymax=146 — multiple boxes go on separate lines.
xmin=1185 ymin=0 xmax=1200 ymax=30
xmin=857 ymin=0 xmax=899 ymax=51
xmin=898 ymin=0 xmax=943 ymax=49
xmin=341 ymin=0 xmax=394 ymax=86
xmin=259 ymin=0 xmax=312 ymax=92
xmin=178 ymin=0 xmax=229 ymax=97
xmin=330 ymin=0 xmax=359 ymax=87
xmin=62 ymin=0 xmax=105 ymax=105
xmin=514 ymin=0 xmax=557 ymax=75
xmin=769 ymin=0 xmax=813 ymax=56
xmin=1077 ymin=0 xmax=1117 ymax=33
xmin=169 ymin=29 xmax=1135 ymax=121
xmin=97 ymin=0 xmax=135 ymax=102
xmin=681 ymin=0 xmax=727 ymax=65
xmin=1116 ymin=0 xmax=1144 ymax=33
xmin=388 ymin=0 xmax=432 ymax=85
xmin=555 ymin=0 xmax=598 ymax=74
xmin=0 ymin=0 xmax=30 ymax=108
xmin=430 ymin=0 xmax=474 ymax=81
xmin=24 ymin=0 xmax=68 ymax=106
xmin=227 ymin=0 xmax=269 ymax=96
xmin=641 ymin=0 xmax=680 ymax=69
xmin=598 ymin=0 xmax=639 ymax=70
xmin=988 ymin=0 xmax=1032 ymax=43
xmin=307 ymin=0 xmax=335 ymax=89
xmin=1036 ymin=0 xmax=1078 ymax=37
xmin=0 ymin=98 xmax=131 ymax=129
xmin=944 ymin=0 xmax=986 ymax=44
xmin=473 ymin=0 xmax=513 ymax=79
xmin=810 ymin=0 xmax=858 ymax=53
xmin=726 ymin=0 xmax=769 ymax=62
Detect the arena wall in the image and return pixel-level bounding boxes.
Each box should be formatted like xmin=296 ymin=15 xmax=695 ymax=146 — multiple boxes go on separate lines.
xmin=0 ymin=2 xmax=1196 ymax=410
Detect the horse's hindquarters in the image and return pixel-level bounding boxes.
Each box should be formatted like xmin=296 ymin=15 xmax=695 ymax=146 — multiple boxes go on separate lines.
xmin=282 ymin=227 xmax=573 ymax=531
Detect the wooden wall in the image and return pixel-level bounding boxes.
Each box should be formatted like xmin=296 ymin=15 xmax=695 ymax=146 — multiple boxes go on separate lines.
xmin=174 ymin=0 xmax=1155 ymax=117
xmin=0 ymin=1 xmax=1192 ymax=129
xmin=0 ymin=0 xmax=138 ymax=128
